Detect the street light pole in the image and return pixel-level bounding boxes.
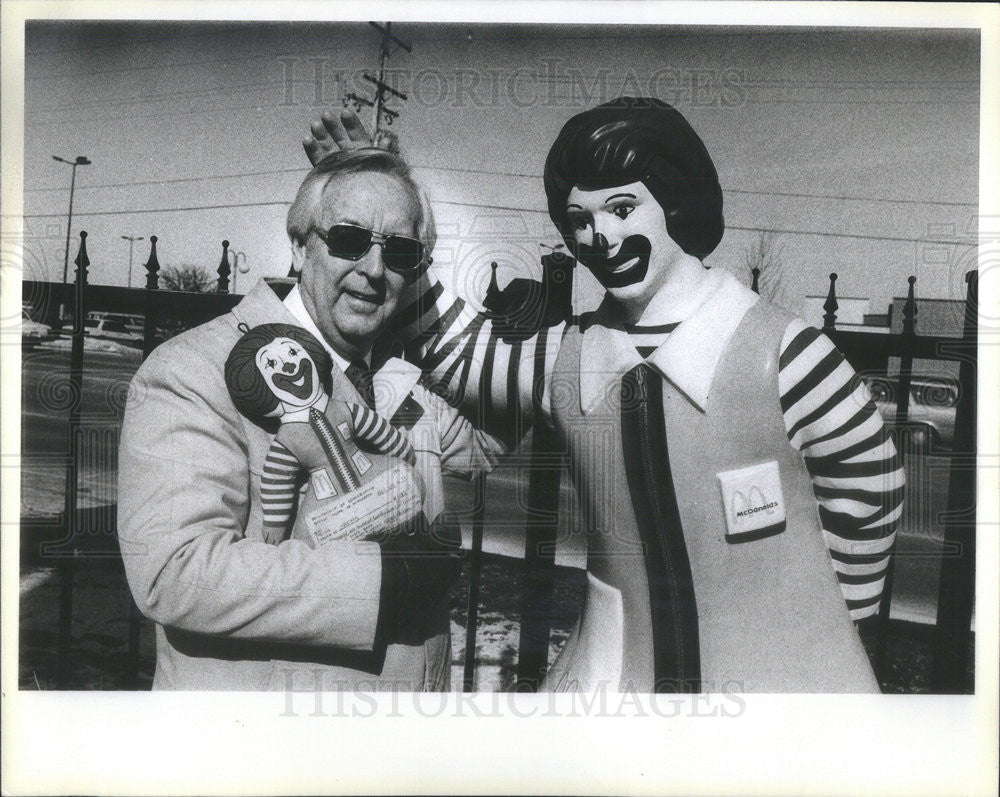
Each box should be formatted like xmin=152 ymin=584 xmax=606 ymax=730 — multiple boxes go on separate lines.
xmin=53 ymin=155 xmax=91 ymax=321
xmin=121 ymin=235 xmax=144 ymax=288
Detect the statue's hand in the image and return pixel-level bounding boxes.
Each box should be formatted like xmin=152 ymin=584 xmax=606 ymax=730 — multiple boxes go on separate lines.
xmin=303 ymin=109 xmax=378 ymax=165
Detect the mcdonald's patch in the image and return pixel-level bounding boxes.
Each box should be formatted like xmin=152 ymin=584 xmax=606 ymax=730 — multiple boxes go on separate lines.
xmin=716 ymin=460 xmax=786 ymax=542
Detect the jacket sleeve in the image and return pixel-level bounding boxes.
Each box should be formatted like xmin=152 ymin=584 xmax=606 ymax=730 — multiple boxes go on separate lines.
xmin=391 ymin=271 xmax=565 ymax=446
xmin=429 ymin=386 xmax=509 ymax=480
xmin=117 ymin=335 xmax=382 ymax=651
xmin=778 ymin=319 xmax=906 ymax=621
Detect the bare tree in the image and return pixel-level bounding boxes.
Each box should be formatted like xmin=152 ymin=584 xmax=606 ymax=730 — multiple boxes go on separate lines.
xmin=160 ymin=265 xmax=215 ymax=293
xmin=744 ymin=231 xmax=798 ymax=313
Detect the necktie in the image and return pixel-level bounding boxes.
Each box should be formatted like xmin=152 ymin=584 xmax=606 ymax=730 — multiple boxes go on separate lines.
xmin=345 ymin=359 xmax=376 ymax=410
xmin=619 ymin=363 xmax=701 ymax=692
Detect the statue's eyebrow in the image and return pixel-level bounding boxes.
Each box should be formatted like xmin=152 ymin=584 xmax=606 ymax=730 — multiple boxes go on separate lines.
xmin=604 ymin=193 xmax=637 ymax=203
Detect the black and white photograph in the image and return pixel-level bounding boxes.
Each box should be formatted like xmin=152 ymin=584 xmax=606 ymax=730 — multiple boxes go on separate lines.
xmin=2 ymin=2 xmax=997 ymax=794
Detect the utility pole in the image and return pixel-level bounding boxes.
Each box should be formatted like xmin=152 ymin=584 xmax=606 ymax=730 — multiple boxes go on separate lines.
xmin=121 ymin=235 xmax=144 ymax=288
xmin=343 ymin=22 xmax=411 ymax=145
xmin=52 ymin=155 xmax=91 ymax=322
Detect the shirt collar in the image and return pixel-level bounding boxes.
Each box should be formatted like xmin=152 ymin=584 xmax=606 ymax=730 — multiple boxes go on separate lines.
xmin=578 ymin=268 xmax=759 ymax=415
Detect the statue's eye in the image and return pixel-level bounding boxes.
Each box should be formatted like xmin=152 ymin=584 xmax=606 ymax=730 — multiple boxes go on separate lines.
xmin=288 ymin=346 xmax=298 ymax=356
xmin=568 ymin=215 xmax=589 ymax=231
xmin=613 ymin=204 xmax=634 ymax=220
xmin=266 ymin=358 xmax=276 ymax=369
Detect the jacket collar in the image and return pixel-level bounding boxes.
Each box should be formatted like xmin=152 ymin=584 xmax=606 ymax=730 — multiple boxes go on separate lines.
xmin=231 ymin=279 xmax=419 ymax=416
xmin=579 ymin=268 xmax=759 ymax=415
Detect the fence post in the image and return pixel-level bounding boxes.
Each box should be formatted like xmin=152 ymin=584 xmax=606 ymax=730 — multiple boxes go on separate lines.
xmin=822 ymin=272 xmax=838 ymax=330
xmin=217 ymin=240 xmax=231 ymax=293
xmin=931 ymin=269 xmax=977 ymax=692
xmin=515 ymin=252 xmax=570 ymax=691
xmin=463 ymin=473 xmax=487 ymax=692
xmin=871 ymin=275 xmax=918 ymax=682
xmin=750 ymin=266 xmax=760 ymax=295
xmin=142 ymin=236 xmax=161 ymax=357
xmin=56 ymin=231 xmax=88 ymax=689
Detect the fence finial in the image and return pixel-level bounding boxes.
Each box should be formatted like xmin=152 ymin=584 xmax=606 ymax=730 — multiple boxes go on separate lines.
xmin=74 ymin=230 xmax=89 ymax=275
xmin=903 ymin=275 xmax=917 ymax=335
xmin=823 ymin=272 xmax=838 ymax=330
xmin=144 ymin=235 xmax=160 ymax=290
xmin=750 ymin=266 xmax=760 ymax=295
xmin=217 ymin=240 xmax=231 ymax=294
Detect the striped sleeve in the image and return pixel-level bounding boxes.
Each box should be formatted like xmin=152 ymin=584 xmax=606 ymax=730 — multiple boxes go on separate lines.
xmin=778 ymin=319 xmax=905 ymax=621
xmin=349 ymin=404 xmax=416 ymax=465
xmin=260 ymin=438 xmax=300 ymax=542
xmin=391 ymin=273 xmax=564 ymax=442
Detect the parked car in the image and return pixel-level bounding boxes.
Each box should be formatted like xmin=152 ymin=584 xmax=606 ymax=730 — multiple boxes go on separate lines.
xmin=21 ymin=308 xmax=51 ymax=340
xmin=862 ymin=374 xmax=959 ymax=452
xmin=83 ymin=312 xmax=143 ymax=344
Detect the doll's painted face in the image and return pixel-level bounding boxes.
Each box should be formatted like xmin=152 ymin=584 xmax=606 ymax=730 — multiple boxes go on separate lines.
xmin=255 ymin=337 xmax=323 ymax=412
xmin=565 ymin=181 xmax=686 ymax=314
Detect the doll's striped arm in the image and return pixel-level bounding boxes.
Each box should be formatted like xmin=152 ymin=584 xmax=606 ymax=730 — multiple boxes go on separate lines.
xmin=349 ymin=404 xmax=416 ymax=465
xmin=779 ymin=319 xmax=906 ymax=621
xmin=391 ymin=275 xmax=564 ymax=443
xmin=260 ymin=438 xmax=300 ymax=543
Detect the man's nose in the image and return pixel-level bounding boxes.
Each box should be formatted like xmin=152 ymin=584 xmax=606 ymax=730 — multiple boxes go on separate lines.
xmin=282 ymin=361 xmax=296 ymax=373
xmin=355 ymin=244 xmax=386 ymax=280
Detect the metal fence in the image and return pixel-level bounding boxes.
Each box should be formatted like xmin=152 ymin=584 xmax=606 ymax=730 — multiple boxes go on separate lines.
xmin=20 ymin=231 xmax=977 ymax=693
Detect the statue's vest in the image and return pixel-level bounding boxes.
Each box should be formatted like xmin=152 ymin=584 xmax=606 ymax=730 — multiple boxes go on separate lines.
xmin=547 ymin=299 xmax=878 ymax=693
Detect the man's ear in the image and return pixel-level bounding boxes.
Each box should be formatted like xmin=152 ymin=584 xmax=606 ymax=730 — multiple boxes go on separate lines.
xmin=290 ymin=241 xmax=306 ymax=278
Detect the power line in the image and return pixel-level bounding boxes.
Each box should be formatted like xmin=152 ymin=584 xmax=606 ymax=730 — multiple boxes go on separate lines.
xmin=25 ymin=167 xmax=308 ymax=193
xmin=429 ymin=198 xmax=974 ymax=246
xmin=408 ymin=163 xmax=977 ymax=207
xmin=18 ymin=196 xmax=974 ymax=248
xmin=23 ymin=160 xmax=976 ymax=210
xmin=19 ymin=200 xmax=291 ymax=218
xmin=26 ymin=78 xmax=286 ymax=115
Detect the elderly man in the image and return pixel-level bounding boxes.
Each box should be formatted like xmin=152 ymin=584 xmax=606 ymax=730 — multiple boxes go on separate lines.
xmin=118 ymin=148 xmax=501 ymax=691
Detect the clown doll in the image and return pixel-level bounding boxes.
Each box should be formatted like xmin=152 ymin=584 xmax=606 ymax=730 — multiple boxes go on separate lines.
xmin=225 ymin=322 xmax=424 ymax=547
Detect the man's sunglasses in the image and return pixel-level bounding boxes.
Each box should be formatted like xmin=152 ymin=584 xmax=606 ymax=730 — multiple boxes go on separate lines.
xmin=316 ymin=223 xmax=425 ymax=273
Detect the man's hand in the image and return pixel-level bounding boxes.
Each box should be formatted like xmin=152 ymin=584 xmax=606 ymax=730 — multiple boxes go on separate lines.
xmin=303 ymin=109 xmax=376 ymax=165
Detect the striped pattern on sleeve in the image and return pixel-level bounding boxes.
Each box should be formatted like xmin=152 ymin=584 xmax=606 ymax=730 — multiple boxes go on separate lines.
xmin=392 ymin=275 xmax=564 ymax=440
xmin=349 ymin=404 xmax=416 ymax=465
xmin=778 ymin=318 xmax=905 ymax=621
xmin=260 ymin=438 xmax=300 ymax=542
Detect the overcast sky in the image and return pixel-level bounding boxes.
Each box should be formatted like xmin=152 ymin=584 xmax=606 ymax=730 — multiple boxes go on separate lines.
xmin=21 ymin=21 xmax=980 ymax=317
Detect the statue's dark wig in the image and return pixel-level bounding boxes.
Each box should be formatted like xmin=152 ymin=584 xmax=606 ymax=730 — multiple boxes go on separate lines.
xmin=224 ymin=323 xmax=332 ymax=419
xmin=543 ymin=97 xmax=724 ymax=260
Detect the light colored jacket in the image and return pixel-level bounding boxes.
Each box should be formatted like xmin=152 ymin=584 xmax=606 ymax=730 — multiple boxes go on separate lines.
xmin=118 ymin=279 xmax=499 ymax=690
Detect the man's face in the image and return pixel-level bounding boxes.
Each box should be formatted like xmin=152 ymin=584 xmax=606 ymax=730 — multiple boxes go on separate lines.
xmin=292 ymin=171 xmax=421 ymax=359
xmin=566 ymin=181 xmax=685 ymax=313
xmin=255 ymin=337 xmax=322 ymax=411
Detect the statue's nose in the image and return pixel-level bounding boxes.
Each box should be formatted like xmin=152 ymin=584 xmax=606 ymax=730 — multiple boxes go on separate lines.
xmin=591 ymin=233 xmax=609 ymax=255
xmin=282 ymin=361 xmax=296 ymax=373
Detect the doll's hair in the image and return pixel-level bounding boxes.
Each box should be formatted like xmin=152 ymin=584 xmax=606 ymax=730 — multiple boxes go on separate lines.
xmin=224 ymin=323 xmax=332 ymax=419
xmin=286 ymin=148 xmax=436 ymax=268
xmin=543 ymin=97 xmax=724 ymax=259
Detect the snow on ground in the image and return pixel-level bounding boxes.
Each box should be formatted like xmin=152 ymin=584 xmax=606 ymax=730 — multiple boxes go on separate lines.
xmin=37 ymin=336 xmax=143 ymax=359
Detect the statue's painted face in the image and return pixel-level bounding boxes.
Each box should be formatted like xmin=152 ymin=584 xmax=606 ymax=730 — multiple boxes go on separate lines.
xmin=565 ymin=181 xmax=686 ymax=313
xmin=255 ymin=336 xmax=322 ymax=412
